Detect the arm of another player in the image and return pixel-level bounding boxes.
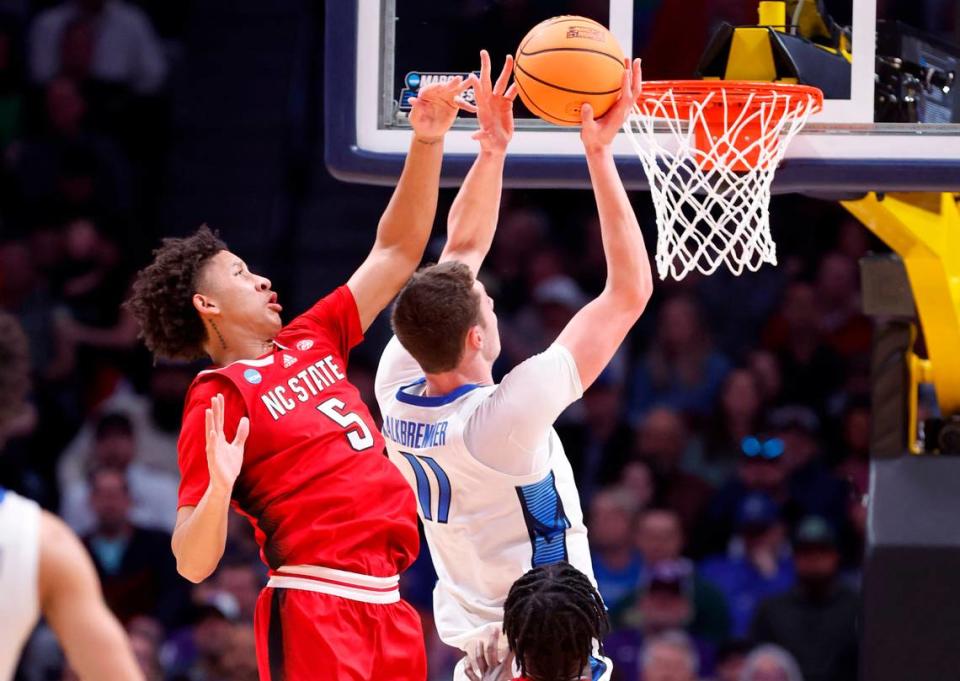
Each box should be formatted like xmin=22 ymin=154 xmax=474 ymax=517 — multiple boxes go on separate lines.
xmin=440 ymin=51 xmax=517 ymax=276
xmin=38 ymin=513 xmax=145 ymax=681
xmin=171 ymin=394 xmax=249 ymax=583
xmin=347 ymin=77 xmax=477 ymax=331
xmin=377 ymin=53 xmax=514 ymax=405
xmin=557 ymin=59 xmax=653 ymax=389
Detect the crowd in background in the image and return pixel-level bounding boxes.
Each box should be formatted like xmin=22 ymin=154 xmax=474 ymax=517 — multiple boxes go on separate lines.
xmin=0 ymin=1 xmax=956 ymax=681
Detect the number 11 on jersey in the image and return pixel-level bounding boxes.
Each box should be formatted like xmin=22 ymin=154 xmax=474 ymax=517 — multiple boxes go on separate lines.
xmin=400 ymin=452 xmax=451 ymax=523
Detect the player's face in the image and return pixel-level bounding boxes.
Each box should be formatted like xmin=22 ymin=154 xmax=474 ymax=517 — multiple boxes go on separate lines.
xmin=198 ymin=250 xmax=283 ymax=339
xmin=473 ymin=279 xmax=501 ymax=363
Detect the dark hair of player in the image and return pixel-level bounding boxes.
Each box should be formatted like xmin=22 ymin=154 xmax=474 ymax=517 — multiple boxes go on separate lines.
xmin=127 ymin=225 xmax=227 ymax=360
xmin=503 ymin=562 xmax=609 ymax=681
xmin=390 ymin=260 xmax=481 ymax=374
xmin=0 ymin=312 xmax=30 ymax=430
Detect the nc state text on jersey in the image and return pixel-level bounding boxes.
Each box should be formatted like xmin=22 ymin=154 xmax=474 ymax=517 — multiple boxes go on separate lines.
xmin=260 ymin=355 xmax=347 ymax=420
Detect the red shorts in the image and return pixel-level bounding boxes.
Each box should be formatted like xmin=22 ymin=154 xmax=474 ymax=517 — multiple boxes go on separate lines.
xmin=254 ymin=586 xmax=427 ymax=680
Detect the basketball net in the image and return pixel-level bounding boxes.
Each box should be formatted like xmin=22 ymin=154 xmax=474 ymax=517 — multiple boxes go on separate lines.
xmin=622 ymin=81 xmax=822 ymax=280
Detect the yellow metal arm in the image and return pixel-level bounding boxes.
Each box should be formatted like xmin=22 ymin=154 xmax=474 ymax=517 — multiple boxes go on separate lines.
xmin=842 ymin=193 xmax=960 ymax=420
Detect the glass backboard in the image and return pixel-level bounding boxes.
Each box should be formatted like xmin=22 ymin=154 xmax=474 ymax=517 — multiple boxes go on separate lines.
xmin=326 ymin=0 xmax=960 ymax=192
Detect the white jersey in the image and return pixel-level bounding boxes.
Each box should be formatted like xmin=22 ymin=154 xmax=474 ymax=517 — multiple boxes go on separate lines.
xmin=376 ymin=338 xmax=597 ymax=651
xmin=0 ymin=489 xmax=41 ymax=681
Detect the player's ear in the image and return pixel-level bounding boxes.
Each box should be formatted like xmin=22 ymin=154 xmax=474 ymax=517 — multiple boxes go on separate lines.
xmin=466 ymin=325 xmax=483 ymax=352
xmin=193 ymin=292 xmax=221 ymax=318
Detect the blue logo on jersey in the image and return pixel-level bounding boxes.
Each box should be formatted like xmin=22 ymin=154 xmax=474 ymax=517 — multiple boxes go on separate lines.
xmin=243 ymin=368 xmax=263 ymax=384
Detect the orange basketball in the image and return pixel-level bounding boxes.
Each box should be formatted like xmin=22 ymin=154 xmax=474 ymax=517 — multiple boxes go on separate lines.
xmin=514 ymin=16 xmax=626 ymax=126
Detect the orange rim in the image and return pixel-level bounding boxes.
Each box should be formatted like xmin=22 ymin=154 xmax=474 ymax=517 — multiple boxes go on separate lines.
xmin=636 ymin=80 xmax=824 ymax=115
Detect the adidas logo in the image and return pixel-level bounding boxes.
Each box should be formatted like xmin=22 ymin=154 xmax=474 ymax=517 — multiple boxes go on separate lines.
xmin=283 ymin=354 xmax=297 ymax=368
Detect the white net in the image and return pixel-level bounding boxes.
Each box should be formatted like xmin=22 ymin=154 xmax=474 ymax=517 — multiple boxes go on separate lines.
xmin=623 ymin=83 xmax=821 ymax=280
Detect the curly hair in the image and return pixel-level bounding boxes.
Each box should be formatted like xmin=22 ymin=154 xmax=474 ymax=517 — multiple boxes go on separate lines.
xmin=503 ymin=562 xmax=609 ymax=681
xmin=127 ymin=225 xmax=227 ymax=360
xmin=0 ymin=312 xmax=30 ymax=430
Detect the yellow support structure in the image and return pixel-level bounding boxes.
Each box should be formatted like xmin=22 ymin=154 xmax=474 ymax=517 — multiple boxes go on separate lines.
xmin=842 ymin=193 xmax=960 ymax=447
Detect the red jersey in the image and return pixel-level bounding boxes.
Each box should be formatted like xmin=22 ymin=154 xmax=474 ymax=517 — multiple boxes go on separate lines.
xmin=177 ymin=286 xmax=419 ymax=577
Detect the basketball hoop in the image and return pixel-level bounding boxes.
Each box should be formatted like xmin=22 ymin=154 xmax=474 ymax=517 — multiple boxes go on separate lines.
xmin=623 ymin=81 xmax=823 ymax=280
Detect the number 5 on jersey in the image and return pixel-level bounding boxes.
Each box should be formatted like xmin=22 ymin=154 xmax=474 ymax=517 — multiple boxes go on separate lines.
xmin=316 ymin=398 xmax=374 ymax=451
xmin=400 ymin=452 xmax=451 ymax=523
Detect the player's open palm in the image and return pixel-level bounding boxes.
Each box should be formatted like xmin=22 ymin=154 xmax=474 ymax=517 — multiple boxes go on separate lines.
xmin=580 ymin=57 xmax=642 ymax=151
xmin=205 ymin=393 xmax=248 ymax=493
xmin=409 ymin=76 xmax=476 ymax=141
xmin=466 ymin=50 xmax=517 ymax=154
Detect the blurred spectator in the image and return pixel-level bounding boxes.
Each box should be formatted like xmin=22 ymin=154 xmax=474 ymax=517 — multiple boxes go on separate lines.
xmin=212 ymin=558 xmax=263 ymax=622
xmin=747 ymin=350 xmax=783 ymax=408
xmin=128 ymin=618 xmax=163 ymax=681
xmin=506 ymin=274 xmax=589 ymax=363
xmin=700 ymin=435 xmax=791 ymax=557
xmin=485 ymin=205 xmax=550 ymax=313
xmin=0 ymin=240 xmax=73 ymax=381
xmin=740 ymin=644 xmax=805 ymax=681
xmin=634 ymin=407 xmax=713 ymax=537
xmin=751 ymin=517 xmax=859 ymax=681
xmin=629 ymin=294 xmax=732 ymax=420
xmin=636 ymin=508 xmax=732 ymax=647
xmin=607 ymin=560 xmax=718 ymax=678
xmin=697 ymin=266 xmax=787 ymax=359
xmin=695 ymin=369 xmax=765 ymax=485
xmin=619 ymin=459 xmax=656 ymax=509
xmin=58 ymin=361 xmax=192 ymax=487
xmin=0 ymin=13 xmax=23 ymax=151
xmin=767 ymin=407 xmax=848 ymax=535
xmin=834 ymin=399 xmax=870 ymax=493
xmin=82 ymin=466 xmax=186 ymax=627
xmin=218 ymin=625 xmax=259 ymax=681
xmin=636 ymin=508 xmax=684 ymax=568
xmin=761 ymin=283 xmax=844 ymax=414
xmin=28 ymin=0 xmax=167 ymax=94
xmin=641 ymin=630 xmax=699 ymax=681
xmin=589 ymin=486 xmax=644 ymax=608
xmin=557 ymin=370 xmax=635 ymax=501
xmin=162 ymin=600 xmax=237 ymax=681
xmin=713 ymin=640 xmax=753 ymax=681
xmin=61 ymin=411 xmax=178 ymax=533
xmin=699 ymin=493 xmax=795 ymax=638
xmin=11 ymin=76 xmax=134 ymax=217
xmin=815 ymin=252 xmax=871 ymax=359
xmin=223 ymin=511 xmax=262 ymax=565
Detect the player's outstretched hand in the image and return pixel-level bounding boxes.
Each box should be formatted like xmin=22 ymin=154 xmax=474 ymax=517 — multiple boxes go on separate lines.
xmin=580 ymin=57 xmax=642 ymax=153
xmin=409 ymin=76 xmax=477 ymax=143
xmin=205 ymin=393 xmax=248 ymax=494
xmin=464 ymin=49 xmax=518 ymax=155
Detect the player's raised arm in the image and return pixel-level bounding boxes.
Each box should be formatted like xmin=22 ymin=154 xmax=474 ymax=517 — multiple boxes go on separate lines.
xmin=348 ymin=77 xmax=476 ymax=331
xmin=440 ymin=50 xmax=517 ymax=276
xmin=556 ymin=58 xmax=653 ymax=389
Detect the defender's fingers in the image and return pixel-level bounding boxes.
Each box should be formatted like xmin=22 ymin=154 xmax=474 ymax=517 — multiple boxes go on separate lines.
xmin=632 ymin=58 xmax=643 ymax=98
xmin=479 ymin=49 xmax=492 ymax=90
xmin=504 ymin=82 xmax=518 ymax=101
xmin=580 ymin=102 xmax=595 ymax=125
xmin=493 ymin=54 xmax=514 ymax=95
xmin=211 ymin=394 xmax=223 ymax=433
xmin=455 ymin=97 xmax=478 ymax=113
xmin=205 ymin=408 xmax=214 ymax=444
xmin=232 ymin=416 xmax=250 ymax=448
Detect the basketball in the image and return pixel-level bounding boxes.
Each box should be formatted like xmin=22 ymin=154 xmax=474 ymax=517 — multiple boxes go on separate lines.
xmin=514 ymin=16 xmax=626 ymax=126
